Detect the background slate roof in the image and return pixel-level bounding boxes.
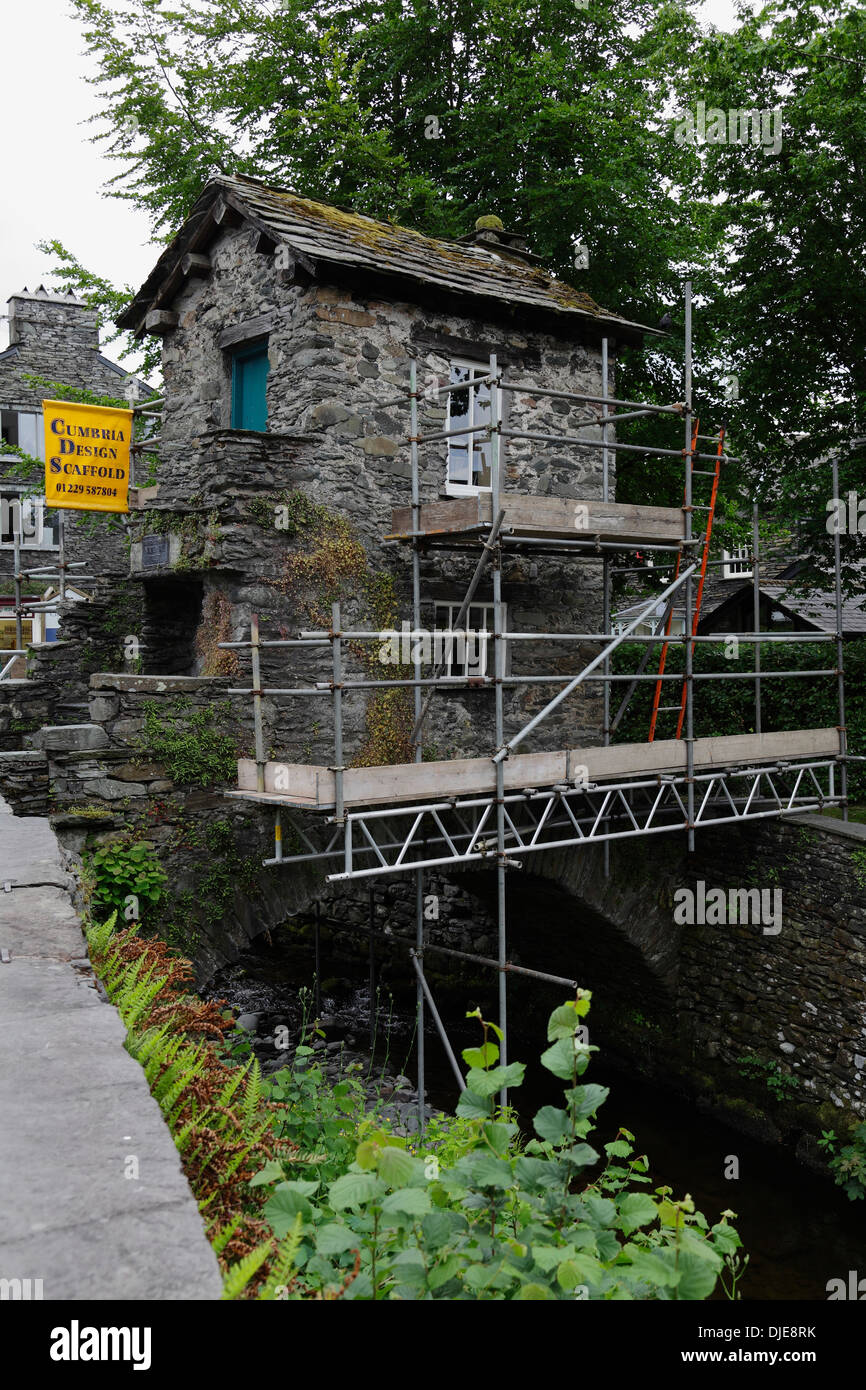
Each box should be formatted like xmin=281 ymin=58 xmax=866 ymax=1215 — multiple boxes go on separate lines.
xmin=762 ymin=584 xmax=866 ymax=635
xmin=119 ymin=174 xmax=659 ymax=342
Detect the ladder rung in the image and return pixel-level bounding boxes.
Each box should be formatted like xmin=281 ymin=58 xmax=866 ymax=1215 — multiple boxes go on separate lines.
xmin=692 ymin=503 xmax=712 ymax=510
xmin=691 ymin=468 xmax=717 ymax=475
xmin=697 ymin=433 xmax=723 ymax=442
xmin=658 ymin=705 xmax=683 ymax=712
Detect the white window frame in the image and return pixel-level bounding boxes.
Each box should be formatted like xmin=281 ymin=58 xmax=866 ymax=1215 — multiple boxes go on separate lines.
xmin=434 ymin=601 xmax=505 ymax=679
xmin=722 ymin=544 xmax=753 ymax=579
xmin=0 ymin=409 xmax=45 ymax=462
xmin=611 ymin=610 xmax=686 ymax=638
xmin=0 ymin=494 xmax=56 ymax=550
xmin=444 ymin=358 xmax=499 ymax=496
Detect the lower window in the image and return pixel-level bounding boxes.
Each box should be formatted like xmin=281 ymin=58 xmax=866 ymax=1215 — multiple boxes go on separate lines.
xmin=434 ymin=601 xmax=504 ymax=679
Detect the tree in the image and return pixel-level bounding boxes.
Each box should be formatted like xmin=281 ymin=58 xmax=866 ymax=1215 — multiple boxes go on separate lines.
xmin=680 ymin=0 xmax=866 ymax=587
xmin=56 ymin=0 xmax=866 ymax=591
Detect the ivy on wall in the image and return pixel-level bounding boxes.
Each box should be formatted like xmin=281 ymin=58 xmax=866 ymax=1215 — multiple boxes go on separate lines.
xmin=194 ymin=590 xmax=239 ymax=677
xmin=254 ymin=489 xmax=415 ymax=766
xmin=137 ymin=696 xmax=239 ymax=786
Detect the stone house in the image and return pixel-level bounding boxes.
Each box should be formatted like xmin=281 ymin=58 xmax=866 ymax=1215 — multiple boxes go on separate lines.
xmin=118 ymin=172 xmax=660 ymax=767
xmin=0 ymin=288 xmax=150 ymax=674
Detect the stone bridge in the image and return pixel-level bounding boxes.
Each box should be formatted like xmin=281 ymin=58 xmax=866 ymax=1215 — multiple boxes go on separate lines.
xmin=2 ymin=669 xmax=865 ymax=1161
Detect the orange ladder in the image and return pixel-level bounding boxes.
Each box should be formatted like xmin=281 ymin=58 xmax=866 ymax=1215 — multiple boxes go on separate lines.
xmin=648 ymin=422 xmax=726 ymax=741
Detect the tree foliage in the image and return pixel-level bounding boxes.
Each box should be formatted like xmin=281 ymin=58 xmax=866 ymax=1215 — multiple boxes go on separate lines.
xmin=41 ymin=0 xmax=866 ymax=553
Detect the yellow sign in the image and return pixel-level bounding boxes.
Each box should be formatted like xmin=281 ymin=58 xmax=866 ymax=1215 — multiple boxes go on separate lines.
xmin=43 ymin=399 xmax=132 ymax=513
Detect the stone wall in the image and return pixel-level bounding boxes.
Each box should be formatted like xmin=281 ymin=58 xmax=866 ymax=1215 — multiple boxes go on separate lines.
xmin=0 ymin=678 xmax=54 ymax=752
xmin=0 ymin=673 xmax=338 ymax=981
xmin=522 ymin=814 xmax=866 ymax=1158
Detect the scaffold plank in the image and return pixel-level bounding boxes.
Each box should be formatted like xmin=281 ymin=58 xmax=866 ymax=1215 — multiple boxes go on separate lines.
xmin=233 ymin=727 xmax=839 ymax=811
xmin=387 ymin=495 xmax=685 ymax=545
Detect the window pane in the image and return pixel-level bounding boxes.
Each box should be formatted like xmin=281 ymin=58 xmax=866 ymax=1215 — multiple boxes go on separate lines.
xmin=447 ymin=363 xmax=493 ymax=490
xmin=449 ymin=445 xmax=470 ymax=485
xmin=17 ymin=413 xmax=39 ymax=457
xmin=470 ymin=377 xmax=491 ymax=488
xmin=1 ymin=411 xmax=19 ymax=449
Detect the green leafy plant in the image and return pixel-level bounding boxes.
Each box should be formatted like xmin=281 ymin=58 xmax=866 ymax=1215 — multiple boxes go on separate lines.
xmin=138 ymin=696 xmax=238 ymax=786
xmin=817 ymin=1129 xmax=838 ymax=1155
xmin=253 ymin=994 xmax=742 ymax=1300
xmin=84 ymin=837 xmax=168 ymax=921
xmin=827 ymin=1122 xmax=866 ymax=1202
xmin=851 ymin=851 xmax=866 ymax=893
xmin=735 ymin=1054 xmax=800 ymax=1103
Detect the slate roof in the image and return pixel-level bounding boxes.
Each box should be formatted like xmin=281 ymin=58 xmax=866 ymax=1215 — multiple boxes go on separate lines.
xmin=762 ymin=584 xmax=866 ymax=635
xmin=118 ymin=174 xmax=660 ymax=344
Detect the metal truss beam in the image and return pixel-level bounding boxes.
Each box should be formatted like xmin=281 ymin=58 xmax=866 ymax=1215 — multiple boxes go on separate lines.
xmin=261 ymin=759 xmax=839 ymax=881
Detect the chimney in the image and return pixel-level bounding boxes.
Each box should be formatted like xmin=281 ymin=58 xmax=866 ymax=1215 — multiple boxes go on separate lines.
xmin=458 ymin=215 xmax=541 ymax=266
xmin=7 ymin=286 xmax=99 ymax=351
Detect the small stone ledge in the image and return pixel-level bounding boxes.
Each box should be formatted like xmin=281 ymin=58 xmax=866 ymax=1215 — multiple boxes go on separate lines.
xmin=788 ymin=812 xmax=866 ymax=844
xmin=27 ymin=724 xmax=110 ymax=752
xmin=88 ymin=673 xmax=233 ymax=693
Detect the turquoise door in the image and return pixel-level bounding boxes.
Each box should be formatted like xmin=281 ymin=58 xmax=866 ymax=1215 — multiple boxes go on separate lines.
xmin=231 ymin=341 xmax=270 ymax=431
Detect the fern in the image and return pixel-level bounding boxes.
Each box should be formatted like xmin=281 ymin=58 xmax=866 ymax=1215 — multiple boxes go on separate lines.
xmin=208 ymin=1215 xmax=243 ymax=1257
xmin=159 ymin=1054 xmax=208 ymax=1119
xmin=137 ymin=1029 xmax=183 ymax=1082
xmin=105 ymin=951 xmax=148 ymax=1003
xmin=173 ymin=1118 xmax=199 ymax=1154
xmin=86 ymin=910 xmax=118 ymax=959
xmin=258 ymin=1215 xmax=304 ymax=1300
xmin=221 ymin=1242 xmax=272 ymax=1300
xmin=116 ymin=968 xmax=166 ymax=1029
xmin=242 ymin=1058 xmax=262 ymax=1129
xmin=215 ymin=1065 xmax=246 ymax=1112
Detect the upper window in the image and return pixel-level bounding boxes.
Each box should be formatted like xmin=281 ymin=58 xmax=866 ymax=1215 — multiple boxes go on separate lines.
xmin=1 ymin=410 xmax=45 ymax=461
xmin=722 ymin=544 xmax=753 ymax=580
xmin=446 ymin=360 xmax=494 ymax=494
xmin=230 ymin=341 xmax=270 ymax=432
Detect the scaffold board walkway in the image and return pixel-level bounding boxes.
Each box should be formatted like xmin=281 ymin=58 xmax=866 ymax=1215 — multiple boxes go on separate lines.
xmin=230 ymin=727 xmax=840 ymax=812
xmin=388 ymin=495 xmax=686 ymax=547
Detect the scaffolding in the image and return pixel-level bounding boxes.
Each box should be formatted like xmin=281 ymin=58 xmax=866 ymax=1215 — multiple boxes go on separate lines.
xmin=221 ymin=282 xmax=850 ymax=1125
xmin=0 ymin=493 xmax=91 ymax=680
xmin=0 ymin=394 xmax=161 ymax=681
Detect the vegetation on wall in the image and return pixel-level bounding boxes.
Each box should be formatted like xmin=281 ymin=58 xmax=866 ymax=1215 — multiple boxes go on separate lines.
xmin=139 ymin=508 xmax=222 ymax=572
xmin=137 ymin=696 xmax=238 ymax=786
xmin=819 ymin=1124 xmax=866 ymax=1203
xmin=80 ymin=588 xmax=146 ymax=677
xmin=194 ymin=590 xmax=239 ymax=677
xmin=264 ymin=489 xmax=415 ymax=766
xmin=83 ymin=835 xmax=168 ymax=924
xmin=86 ymin=915 xmax=745 ymax=1300
xmin=156 ymin=819 xmax=262 ymax=957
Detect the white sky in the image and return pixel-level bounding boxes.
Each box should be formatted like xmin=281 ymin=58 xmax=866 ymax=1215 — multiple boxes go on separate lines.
xmin=0 ymin=0 xmax=745 ymax=355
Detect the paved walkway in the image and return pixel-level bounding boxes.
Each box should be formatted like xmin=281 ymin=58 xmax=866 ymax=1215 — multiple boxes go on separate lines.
xmin=0 ymin=797 xmax=223 ymax=1299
